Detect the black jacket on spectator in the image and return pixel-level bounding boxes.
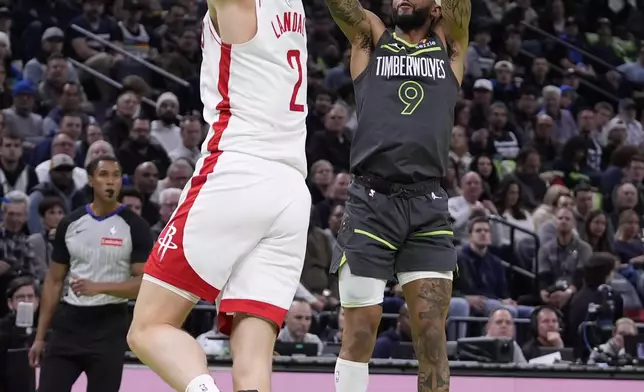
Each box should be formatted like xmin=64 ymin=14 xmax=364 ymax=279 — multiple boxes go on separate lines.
xmin=117 ymin=140 xmax=172 ymax=178
xmin=306 ymin=130 xmax=351 ymax=173
xmin=455 ymin=245 xmax=510 ymax=300
xmin=0 ymin=313 xmax=36 ymax=392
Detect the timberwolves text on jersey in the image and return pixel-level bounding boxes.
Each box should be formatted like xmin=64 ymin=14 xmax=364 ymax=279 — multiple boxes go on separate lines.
xmin=350 ymin=32 xmax=459 ymax=183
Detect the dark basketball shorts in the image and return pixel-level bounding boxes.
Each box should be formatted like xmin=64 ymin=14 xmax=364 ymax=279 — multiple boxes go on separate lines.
xmin=329 ymin=177 xmax=457 ymax=281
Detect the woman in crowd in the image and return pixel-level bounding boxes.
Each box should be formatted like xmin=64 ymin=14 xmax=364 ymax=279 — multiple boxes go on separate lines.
xmin=582 ymin=210 xmax=613 ymax=253
xmin=29 ymin=197 xmax=66 ymax=283
xmin=454 ymin=100 xmax=471 ymax=132
xmin=308 ymin=159 xmax=334 ymax=205
xmin=450 ymin=125 xmax=472 ymax=174
xmin=443 ymin=158 xmax=462 ymax=197
xmin=613 ymin=209 xmax=644 ymax=299
xmin=552 ymin=136 xmax=598 ymax=189
xmin=494 ymin=176 xmax=534 ymax=245
xmin=532 ymin=185 xmax=570 ymax=229
xmin=469 ymin=154 xmax=500 ymax=201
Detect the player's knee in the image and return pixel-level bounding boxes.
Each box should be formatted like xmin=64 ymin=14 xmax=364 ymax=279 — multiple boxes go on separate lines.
xmin=340 ymin=306 xmax=381 ymax=360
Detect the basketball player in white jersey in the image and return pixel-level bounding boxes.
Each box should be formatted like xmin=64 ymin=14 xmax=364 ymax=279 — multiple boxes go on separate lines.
xmin=127 ymin=1 xmax=310 ymax=391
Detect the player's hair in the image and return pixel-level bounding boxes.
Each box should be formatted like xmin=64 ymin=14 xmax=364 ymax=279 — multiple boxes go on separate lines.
xmin=38 ymin=196 xmax=65 ymax=217
xmin=86 ymin=155 xmax=120 ymax=177
xmin=118 ymin=186 xmax=143 ymax=203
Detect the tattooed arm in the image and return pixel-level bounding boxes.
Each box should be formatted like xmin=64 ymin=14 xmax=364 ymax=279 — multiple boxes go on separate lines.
xmin=325 ymin=0 xmax=386 ymax=77
xmin=440 ymin=0 xmax=471 ymax=84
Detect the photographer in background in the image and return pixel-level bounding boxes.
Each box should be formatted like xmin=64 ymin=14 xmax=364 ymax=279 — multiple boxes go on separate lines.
xmin=567 ymin=252 xmax=624 ymax=360
xmin=537 ymin=207 xmax=592 ymax=310
xmin=0 ymin=276 xmax=39 ymax=391
xmin=587 ymin=318 xmax=638 ymax=365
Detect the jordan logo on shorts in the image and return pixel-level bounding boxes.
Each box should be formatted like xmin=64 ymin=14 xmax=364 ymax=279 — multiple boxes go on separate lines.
xmin=157 ymin=223 xmax=178 ymax=260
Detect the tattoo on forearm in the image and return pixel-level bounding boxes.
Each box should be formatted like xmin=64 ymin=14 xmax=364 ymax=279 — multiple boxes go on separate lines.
xmin=325 ymin=0 xmax=372 ymax=50
xmin=415 ymin=279 xmax=452 ymax=392
xmin=442 ymin=0 xmax=471 ymax=32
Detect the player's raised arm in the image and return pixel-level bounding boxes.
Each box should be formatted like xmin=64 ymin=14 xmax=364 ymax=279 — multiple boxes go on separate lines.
xmin=440 ymin=0 xmax=471 ymax=84
xmin=325 ymin=0 xmax=384 ymax=47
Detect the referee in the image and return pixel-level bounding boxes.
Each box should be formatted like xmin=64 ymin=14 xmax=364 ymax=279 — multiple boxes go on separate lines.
xmin=28 ymin=156 xmax=154 ymax=392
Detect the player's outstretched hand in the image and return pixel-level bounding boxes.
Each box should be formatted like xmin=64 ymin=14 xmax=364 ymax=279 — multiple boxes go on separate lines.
xmin=28 ymin=340 xmax=45 ymax=367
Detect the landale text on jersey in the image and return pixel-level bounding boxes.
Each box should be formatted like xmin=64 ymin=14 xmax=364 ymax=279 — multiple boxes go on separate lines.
xmin=271 ymin=12 xmax=305 ymax=39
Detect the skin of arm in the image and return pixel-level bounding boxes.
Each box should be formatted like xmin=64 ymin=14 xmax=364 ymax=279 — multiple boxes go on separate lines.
xmin=438 ymin=0 xmax=471 ymax=85
xmin=324 ymin=0 xmax=385 ymax=78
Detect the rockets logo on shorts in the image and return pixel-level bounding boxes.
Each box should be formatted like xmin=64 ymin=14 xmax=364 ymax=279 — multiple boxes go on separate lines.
xmin=157 ymin=223 xmax=178 ymax=260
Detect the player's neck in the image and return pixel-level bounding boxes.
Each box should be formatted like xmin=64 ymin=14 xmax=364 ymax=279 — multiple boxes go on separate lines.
xmin=393 ymin=26 xmax=431 ymax=45
xmin=90 ymin=201 xmax=121 ymax=217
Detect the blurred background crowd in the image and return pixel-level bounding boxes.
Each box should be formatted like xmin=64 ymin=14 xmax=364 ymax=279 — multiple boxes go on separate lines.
xmin=0 ymin=0 xmax=644 ymax=380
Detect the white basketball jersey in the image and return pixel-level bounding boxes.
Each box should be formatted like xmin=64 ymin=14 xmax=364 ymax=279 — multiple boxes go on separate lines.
xmin=200 ymin=0 xmax=308 ymax=177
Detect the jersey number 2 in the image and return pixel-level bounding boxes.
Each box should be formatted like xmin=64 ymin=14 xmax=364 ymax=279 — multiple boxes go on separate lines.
xmin=287 ymin=50 xmax=304 ymax=112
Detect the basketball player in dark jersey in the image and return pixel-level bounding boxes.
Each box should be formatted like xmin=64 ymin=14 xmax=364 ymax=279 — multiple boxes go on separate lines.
xmin=325 ymin=1 xmax=470 ymax=392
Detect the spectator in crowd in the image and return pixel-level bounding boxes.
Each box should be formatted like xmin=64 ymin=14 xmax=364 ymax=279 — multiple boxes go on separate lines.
xmin=150 ymin=92 xmax=180 ymax=154
xmin=307 ymin=104 xmax=351 ymax=173
xmin=131 ymin=162 xmax=160 ymax=226
xmin=573 ymin=183 xmax=596 ymax=232
xmin=41 ymin=82 xmax=93 ymax=138
xmin=29 ymin=197 xmax=65 ymax=283
xmin=2 ymin=81 xmax=44 ymax=146
xmin=484 ymin=308 xmax=527 ymax=364
xmin=117 ymin=116 xmax=171 ymax=177
xmin=301 ymin=209 xmax=337 ymax=304
xmin=103 ymin=91 xmax=139 ymax=148
xmin=487 ymin=102 xmax=521 ymax=159
xmin=531 ymin=185 xmax=570 ymax=229
xmin=450 ymin=125 xmax=472 ymax=175
xmin=0 ymin=191 xmax=35 ymax=310
xmin=0 ymin=129 xmax=39 ymax=198
xmin=323 ymin=204 xmax=344 ymax=250
xmin=152 ymin=187 xmax=181 ymax=238
xmin=513 ymin=148 xmax=547 ymax=210
xmin=612 ymin=209 xmax=644 ymax=297
xmin=0 ymin=276 xmax=39 ymax=374
xmin=23 ymin=27 xmax=77 ymax=88
xmin=323 ymin=307 xmax=344 ymax=344
xmin=526 ymin=114 xmax=559 ymax=169
xmin=609 ymin=183 xmax=643 ymax=229
xmin=449 ymin=171 xmax=486 ymax=242
xmin=537 ymin=207 xmax=592 ymax=309
xmin=568 ymin=253 xmax=625 ymax=359
xmin=196 ymin=321 xmax=230 ymax=358
xmin=539 ymin=85 xmax=578 ymax=144
xmin=456 ymin=216 xmax=533 ymax=318
xmin=38 ymin=56 xmax=90 ymax=114
xmin=84 ymin=140 xmax=116 ymax=169
xmin=373 ymin=304 xmax=412 ymax=359
xmin=522 ymin=306 xmax=565 ymax=360
xmin=587 ymin=318 xmax=638 ymax=364
xmin=118 ymin=186 xmax=143 ymax=217
xmin=34 ymin=133 xmax=88 ymax=191
xmin=32 ymin=112 xmax=84 ymax=166
xmin=313 ymin=172 xmax=349 ymax=229
xmin=28 ymin=154 xmax=87 ymax=234
xmin=154 ymin=159 xmax=191 ymax=201
xmin=582 ymin=211 xmax=613 ymax=253
xmin=80 ymin=124 xmax=106 ymax=162
xmin=277 ymin=299 xmax=324 ymax=356
xmin=308 ymin=159 xmax=334 ymax=205
xmin=494 ymin=176 xmax=534 ymax=245
xmin=537 ymin=192 xmax=574 ymax=245
xmin=465 ymin=25 xmax=495 ymax=79
xmin=168 ymin=114 xmax=202 ymax=166
xmin=606 ymin=98 xmax=643 ymax=147
xmin=469 ymin=154 xmax=500 ymax=199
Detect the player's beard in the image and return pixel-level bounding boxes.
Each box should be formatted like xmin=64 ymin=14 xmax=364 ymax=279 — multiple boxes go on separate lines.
xmin=393 ymin=6 xmax=430 ymax=32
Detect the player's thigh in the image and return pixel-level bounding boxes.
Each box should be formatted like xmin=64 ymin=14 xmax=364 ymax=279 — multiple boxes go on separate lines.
xmin=144 ymin=153 xmax=275 ymax=302
xmin=218 ymin=173 xmax=311 ymax=329
xmin=330 ymin=182 xmax=403 ymax=284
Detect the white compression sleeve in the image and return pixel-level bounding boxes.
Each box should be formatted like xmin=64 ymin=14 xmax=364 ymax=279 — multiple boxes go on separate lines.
xmin=334 ymin=357 xmax=369 ymax=392
xmin=185 ymin=374 xmax=220 ymax=392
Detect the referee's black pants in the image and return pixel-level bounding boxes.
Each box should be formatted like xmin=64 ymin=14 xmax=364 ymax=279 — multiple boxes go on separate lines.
xmin=38 ymin=303 xmax=129 ymax=392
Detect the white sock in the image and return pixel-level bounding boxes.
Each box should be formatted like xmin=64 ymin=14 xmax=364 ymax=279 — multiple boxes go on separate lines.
xmin=334 ymin=357 xmax=369 ymax=392
xmin=185 ymin=374 xmax=220 ymax=392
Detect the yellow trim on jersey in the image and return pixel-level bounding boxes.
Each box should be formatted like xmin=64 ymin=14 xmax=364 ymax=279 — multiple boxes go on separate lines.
xmin=409 ymin=47 xmax=442 ymax=56
xmin=412 ymin=230 xmax=454 ymax=237
xmin=354 ymin=229 xmax=398 ymax=250
xmin=392 ymin=32 xmax=415 ymax=47
xmin=381 ymin=44 xmax=403 ymax=53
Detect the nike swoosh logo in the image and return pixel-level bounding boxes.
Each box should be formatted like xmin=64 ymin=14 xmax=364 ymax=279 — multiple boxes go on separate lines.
xmin=75 ymin=230 xmax=85 ymax=234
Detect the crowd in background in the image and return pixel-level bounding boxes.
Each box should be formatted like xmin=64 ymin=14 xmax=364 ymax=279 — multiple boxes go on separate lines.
xmin=0 ymin=0 xmax=643 ymax=370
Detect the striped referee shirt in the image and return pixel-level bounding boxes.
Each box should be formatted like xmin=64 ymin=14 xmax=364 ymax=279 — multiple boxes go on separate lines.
xmin=52 ymin=204 xmax=153 ymax=306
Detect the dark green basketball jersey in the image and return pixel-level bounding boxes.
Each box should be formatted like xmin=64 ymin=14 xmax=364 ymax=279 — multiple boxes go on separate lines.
xmin=350 ymin=30 xmax=459 ymax=183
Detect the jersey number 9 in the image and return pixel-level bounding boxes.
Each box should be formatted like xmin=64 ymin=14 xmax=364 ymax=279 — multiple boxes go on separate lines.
xmin=287 ymin=49 xmax=305 ymax=112
xmin=398 ymin=81 xmax=425 ymax=115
